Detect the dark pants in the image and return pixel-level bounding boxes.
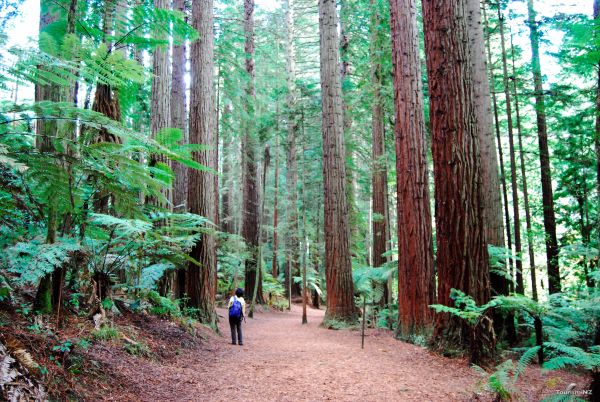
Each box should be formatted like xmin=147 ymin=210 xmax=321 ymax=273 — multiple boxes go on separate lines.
xmin=229 ymin=316 xmax=243 ymax=345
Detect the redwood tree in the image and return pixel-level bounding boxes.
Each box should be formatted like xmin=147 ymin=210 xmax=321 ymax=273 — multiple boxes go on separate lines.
xmin=171 ymin=0 xmax=188 ymax=214
xmin=422 ymin=0 xmax=493 ymax=359
xmin=390 ymin=0 xmax=435 ymax=339
xmin=527 ymin=0 xmax=560 ymax=294
xmin=187 ymin=0 xmax=218 ymax=326
xmin=319 ymin=0 xmax=357 ymax=323
xmin=242 ymin=0 xmax=262 ymax=302
xmin=171 ymin=0 xmax=188 ymax=298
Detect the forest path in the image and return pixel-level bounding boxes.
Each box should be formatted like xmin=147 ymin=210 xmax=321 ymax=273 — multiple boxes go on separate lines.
xmin=139 ymin=304 xmax=480 ymax=402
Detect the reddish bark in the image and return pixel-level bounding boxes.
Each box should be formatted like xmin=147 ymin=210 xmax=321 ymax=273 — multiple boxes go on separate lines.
xmin=389 ymin=0 xmax=435 ymax=338
xmin=319 ymin=0 xmax=357 ymax=322
xmin=242 ymin=0 xmax=263 ymax=302
xmin=422 ymin=0 xmax=492 ymax=357
xmin=187 ymin=0 xmax=218 ymax=326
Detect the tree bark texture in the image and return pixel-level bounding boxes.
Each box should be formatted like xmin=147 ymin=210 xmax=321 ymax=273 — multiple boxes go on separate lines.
xmin=467 ymin=0 xmax=505 ymax=253
xmin=187 ymin=0 xmax=218 ymax=327
xmin=149 ymin=0 xmax=172 ymax=207
xmin=390 ymin=0 xmax=435 ymax=339
xmin=242 ymin=0 xmax=262 ymax=302
xmin=422 ymin=0 xmax=492 ymax=354
xmin=319 ymin=0 xmax=357 ymax=322
xmin=171 ymin=0 xmax=188 ymax=213
xmin=527 ymin=0 xmax=560 ymax=294
xmin=220 ymin=105 xmax=235 ymax=234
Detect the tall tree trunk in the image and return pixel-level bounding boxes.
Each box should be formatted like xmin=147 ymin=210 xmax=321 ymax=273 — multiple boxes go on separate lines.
xmin=497 ymin=6 xmax=524 ymax=294
xmin=339 ymin=0 xmax=357 ymax=255
xmin=284 ymin=0 xmax=299 ymax=301
xmin=526 ymin=0 xmax=560 ymax=294
xmin=249 ymin=147 xmax=271 ymax=317
xmin=390 ymin=0 xmax=434 ymax=339
xmin=319 ymin=0 xmax=357 ymax=323
xmin=171 ymin=0 xmax=188 ymax=213
xmin=171 ymin=0 xmax=188 ymax=298
xmin=423 ymin=0 xmax=493 ymax=363
xmin=35 ymin=0 xmax=58 ymax=313
xmin=150 ymin=0 xmax=172 ymax=206
xmin=511 ymin=33 xmax=538 ymax=301
xmin=272 ymin=138 xmax=280 ymax=279
xmin=187 ymin=0 xmax=217 ymax=326
xmin=371 ymin=0 xmax=387 ymax=273
xmin=594 ymin=0 xmax=600 ymax=281
xmin=468 ymin=0 xmax=505 ymax=253
xmin=150 ymin=0 xmax=172 ymax=297
xmin=483 ymin=5 xmax=513 ymax=296
xmin=242 ymin=0 xmax=262 ymax=302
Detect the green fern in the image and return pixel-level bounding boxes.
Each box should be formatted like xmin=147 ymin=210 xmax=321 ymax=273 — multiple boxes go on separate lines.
xmin=6 ymin=237 xmax=81 ymax=284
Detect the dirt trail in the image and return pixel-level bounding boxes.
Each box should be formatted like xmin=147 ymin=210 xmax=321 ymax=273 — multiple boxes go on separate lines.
xmin=104 ymin=305 xmax=589 ymax=402
xmin=122 ymin=305 xmax=479 ymax=401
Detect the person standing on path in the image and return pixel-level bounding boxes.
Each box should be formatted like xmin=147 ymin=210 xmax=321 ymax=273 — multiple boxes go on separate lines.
xmin=228 ymin=288 xmax=246 ymax=345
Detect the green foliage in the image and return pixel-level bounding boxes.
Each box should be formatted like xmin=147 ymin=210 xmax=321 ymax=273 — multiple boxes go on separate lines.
xmin=542 ymin=342 xmax=600 ymax=372
xmin=322 ymin=318 xmax=359 ymax=330
xmin=352 ymin=264 xmax=394 ymax=303
xmin=473 ymin=346 xmax=540 ymax=401
xmin=92 ymin=326 xmax=120 ymax=341
xmin=5 ymin=237 xmax=81 ymax=284
xmin=145 ymin=290 xmax=181 ymax=317
xmin=430 ymin=289 xmax=498 ymax=325
xmin=376 ymin=304 xmax=398 ymax=330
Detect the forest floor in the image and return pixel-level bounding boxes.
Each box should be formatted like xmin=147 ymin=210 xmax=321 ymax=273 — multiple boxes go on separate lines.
xmin=89 ymin=305 xmax=589 ymax=401
xmin=1 ymin=302 xmax=591 ymax=401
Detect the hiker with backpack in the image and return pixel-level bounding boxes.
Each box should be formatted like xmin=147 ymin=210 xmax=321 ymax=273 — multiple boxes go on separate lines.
xmin=228 ymin=288 xmax=246 ymax=345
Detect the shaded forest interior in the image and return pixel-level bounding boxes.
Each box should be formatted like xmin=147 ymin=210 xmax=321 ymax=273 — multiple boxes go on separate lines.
xmin=0 ymin=0 xmax=599 ymax=400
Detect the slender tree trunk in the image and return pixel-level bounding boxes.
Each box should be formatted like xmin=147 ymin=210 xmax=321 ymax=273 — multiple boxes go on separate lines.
xmin=594 ymin=0 xmax=600 ymax=279
xmin=527 ymin=0 xmax=560 ymax=294
xmin=301 ymin=145 xmax=308 ymax=325
xmin=497 ymin=6 xmax=524 ymax=294
xmin=187 ymin=0 xmax=217 ymax=326
xmin=242 ymin=0 xmax=262 ymax=302
xmin=390 ymin=0 xmax=434 ymax=339
xmin=272 ymin=138 xmax=280 ymax=279
xmin=511 ymin=34 xmax=538 ymax=301
xmin=220 ymin=105 xmax=234 ymax=234
xmin=423 ymin=0 xmax=494 ymax=363
xmin=249 ymin=147 xmax=271 ymax=317
xmin=284 ymin=0 xmax=299 ymax=301
xmin=483 ymin=6 xmax=513 ymax=296
xmin=319 ymin=0 xmax=357 ymax=323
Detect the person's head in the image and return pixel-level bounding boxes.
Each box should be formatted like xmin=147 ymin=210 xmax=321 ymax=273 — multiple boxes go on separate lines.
xmin=235 ymin=288 xmax=244 ymax=298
